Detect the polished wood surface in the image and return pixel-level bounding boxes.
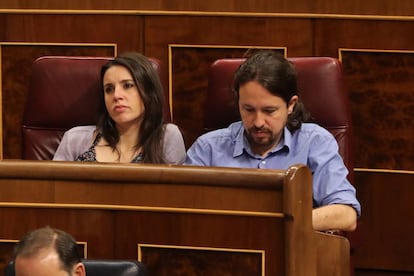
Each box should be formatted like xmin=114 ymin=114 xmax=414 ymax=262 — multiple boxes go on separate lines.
xmin=352 ymin=169 xmax=414 ymax=272
xmin=2 ymin=0 xmax=414 ymax=16
xmin=316 ymin=232 xmax=350 ymax=276
xmin=0 ymin=160 xmax=349 ymax=275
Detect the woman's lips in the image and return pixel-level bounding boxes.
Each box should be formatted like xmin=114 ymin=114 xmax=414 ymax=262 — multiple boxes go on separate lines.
xmin=114 ymin=105 xmax=128 ymax=112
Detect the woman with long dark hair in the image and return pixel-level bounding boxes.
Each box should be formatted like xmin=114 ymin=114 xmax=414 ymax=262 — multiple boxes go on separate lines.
xmin=54 ymin=52 xmax=185 ymax=164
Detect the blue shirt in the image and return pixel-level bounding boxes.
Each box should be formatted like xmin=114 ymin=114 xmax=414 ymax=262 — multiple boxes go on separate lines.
xmin=185 ymin=121 xmax=361 ymax=216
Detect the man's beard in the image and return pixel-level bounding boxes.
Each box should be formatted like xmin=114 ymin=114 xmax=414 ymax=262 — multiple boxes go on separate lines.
xmin=245 ymin=127 xmax=277 ymax=151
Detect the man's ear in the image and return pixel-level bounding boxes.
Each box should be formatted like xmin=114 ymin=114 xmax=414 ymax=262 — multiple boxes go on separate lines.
xmin=288 ymin=95 xmax=299 ymax=114
xmin=73 ymin=262 xmax=86 ymax=276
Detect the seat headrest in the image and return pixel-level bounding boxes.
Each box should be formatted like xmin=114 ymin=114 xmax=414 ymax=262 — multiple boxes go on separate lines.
xmin=83 ymin=259 xmax=148 ymax=276
xmin=4 ymin=259 xmax=148 ymax=276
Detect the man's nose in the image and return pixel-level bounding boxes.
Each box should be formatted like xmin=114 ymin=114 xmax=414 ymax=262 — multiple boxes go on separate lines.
xmin=253 ymin=112 xmax=265 ymax=128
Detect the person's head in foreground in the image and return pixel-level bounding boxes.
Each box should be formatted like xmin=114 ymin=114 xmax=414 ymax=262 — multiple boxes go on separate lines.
xmin=14 ymin=226 xmax=85 ymax=276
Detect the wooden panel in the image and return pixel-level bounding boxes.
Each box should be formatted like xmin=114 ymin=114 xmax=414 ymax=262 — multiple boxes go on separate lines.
xmin=0 ymin=240 xmax=15 ymax=272
xmin=340 ymin=50 xmax=414 ymax=170
xmin=351 ymin=170 xmax=414 ymax=272
xmin=0 ymin=43 xmax=115 ymax=159
xmin=1 ymin=14 xmax=143 ymax=51
xmin=313 ymin=18 xmax=414 ymax=274
xmin=118 ymin=213 xmax=277 ymax=274
xmin=145 ymin=16 xmax=313 ymax=61
xmin=314 ymin=19 xmax=414 ymax=57
xmin=139 ymin=244 xmax=263 ymax=275
xmin=355 ymin=269 xmax=414 ymax=276
xmin=0 ymin=160 xmax=349 ymax=276
xmin=0 ymin=207 xmax=113 ymax=272
xmin=0 ymin=15 xmax=5 ymax=40
xmin=3 ymin=0 xmax=414 ymax=16
xmin=0 ymin=179 xmax=282 ymax=212
xmin=315 ymin=232 xmax=350 ymax=276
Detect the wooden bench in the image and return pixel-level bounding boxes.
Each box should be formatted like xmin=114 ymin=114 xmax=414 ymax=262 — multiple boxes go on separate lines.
xmin=0 ymin=160 xmax=349 ymax=275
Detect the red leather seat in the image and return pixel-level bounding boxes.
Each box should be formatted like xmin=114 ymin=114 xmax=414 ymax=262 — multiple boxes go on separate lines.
xmin=205 ymin=57 xmax=354 ymax=181
xmin=21 ymin=56 xmax=169 ymax=160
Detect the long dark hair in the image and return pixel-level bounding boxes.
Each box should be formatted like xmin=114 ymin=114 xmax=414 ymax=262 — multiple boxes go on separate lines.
xmin=233 ymin=50 xmax=312 ymax=132
xmin=98 ymin=52 xmax=165 ymax=163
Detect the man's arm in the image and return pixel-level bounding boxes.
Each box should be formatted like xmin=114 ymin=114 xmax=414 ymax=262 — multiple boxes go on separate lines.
xmin=312 ymin=204 xmax=357 ymax=232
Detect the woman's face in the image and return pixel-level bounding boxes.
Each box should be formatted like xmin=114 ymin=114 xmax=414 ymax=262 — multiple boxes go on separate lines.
xmin=103 ymin=65 xmax=145 ymax=129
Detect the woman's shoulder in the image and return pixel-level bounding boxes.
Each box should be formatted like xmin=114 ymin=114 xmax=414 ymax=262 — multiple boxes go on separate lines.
xmin=163 ymin=123 xmax=182 ymax=135
xmin=53 ymin=126 xmax=97 ymax=161
xmin=65 ymin=125 xmax=96 ymax=134
xmin=162 ymin=123 xmax=186 ymax=164
xmin=62 ymin=125 xmax=97 ymax=142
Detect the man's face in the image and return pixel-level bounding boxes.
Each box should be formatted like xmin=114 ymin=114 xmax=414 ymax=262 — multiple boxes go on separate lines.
xmin=238 ymin=80 xmax=297 ymax=156
xmin=15 ymin=248 xmax=84 ymax=276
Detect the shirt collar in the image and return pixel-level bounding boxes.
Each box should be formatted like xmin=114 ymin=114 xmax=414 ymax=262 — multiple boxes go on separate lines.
xmin=233 ymin=123 xmax=245 ymax=157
